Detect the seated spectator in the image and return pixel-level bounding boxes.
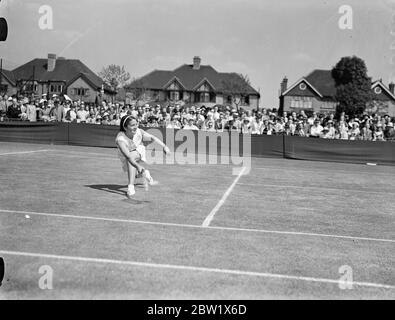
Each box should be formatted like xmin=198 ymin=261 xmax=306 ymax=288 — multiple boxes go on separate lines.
xmin=266 ymin=121 xmax=275 ymax=135
xmin=7 ymin=98 xmax=21 ymax=119
xmin=349 ymin=121 xmax=361 ymax=140
xmin=274 ymin=118 xmax=284 ymax=134
xmin=241 ymin=118 xmax=252 ymax=134
xmin=101 ymin=113 xmax=110 ymax=125
xmin=294 ymin=123 xmax=306 ymax=137
xmin=183 ymin=118 xmax=199 ymax=130
xmin=309 ymin=119 xmax=323 ymax=138
xmin=373 ymin=125 xmax=385 ymax=141
xmin=65 ymin=103 xmax=77 ymax=122
xmin=215 ymin=114 xmax=225 ymax=132
xmin=205 ymin=120 xmax=216 ymax=132
xmin=325 ymin=121 xmax=336 ymax=139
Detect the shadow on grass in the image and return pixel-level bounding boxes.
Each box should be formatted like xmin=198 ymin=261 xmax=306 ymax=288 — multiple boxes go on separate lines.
xmin=85 ymin=184 xmax=149 ymax=204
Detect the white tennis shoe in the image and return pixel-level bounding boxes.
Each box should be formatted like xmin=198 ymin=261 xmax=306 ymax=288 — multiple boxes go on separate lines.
xmin=142 ymin=169 xmax=158 ymax=190
xmin=127 ymin=184 xmax=135 ymax=197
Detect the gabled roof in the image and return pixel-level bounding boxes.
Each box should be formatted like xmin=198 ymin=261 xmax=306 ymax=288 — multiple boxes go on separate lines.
xmin=12 ymin=58 xmax=115 ymax=93
xmin=371 ymin=80 xmax=395 ymax=101
xmin=281 ymin=77 xmax=323 ymax=98
xmin=128 ymin=64 xmax=259 ymax=96
xmin=0 ymin=69 xmax=16 ymax=85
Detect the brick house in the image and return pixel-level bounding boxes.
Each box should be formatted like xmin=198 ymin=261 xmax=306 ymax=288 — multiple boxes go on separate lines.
xmin=10 ymin=54 xmax=116 ymax=103
xmin=127 ymin=56 xmax=260 ymax=109
xmin=279 ymin=69 xmax=395 ymax=116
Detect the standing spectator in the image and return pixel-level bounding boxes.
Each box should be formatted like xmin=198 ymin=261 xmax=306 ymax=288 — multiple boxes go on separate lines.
xmin=0 ymin=96 xmax=7 ymax=121
xmin=307 ymin=111 xmax=318 ymax=125
xmin=26 ymin=98 xmax=37 ymax=122
xmin=77 ymin=104 xmax=89 ymax=123
xmin=20 ymin=98 xmax=28 ymax=120
xmin=49 ymin=99 xmax=64 ymax=122
xmin=41 ymin=100 xmax=51 ymax=122
xmin=360 ymin=122 xmax=373 ymax=141
xmin=62 ymin=100 xmax=71 ymax=122
xmin=288 ymin=119 xmax=296 ymax=135
xmin=338 ymin=119 xmax=349 ymax=140
xmin=384 ymin=123 xmax=395 ymax=141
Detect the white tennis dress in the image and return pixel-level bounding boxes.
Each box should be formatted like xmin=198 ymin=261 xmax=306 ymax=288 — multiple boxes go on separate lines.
xmin=115 ymin=129 xmax=147 ymax=172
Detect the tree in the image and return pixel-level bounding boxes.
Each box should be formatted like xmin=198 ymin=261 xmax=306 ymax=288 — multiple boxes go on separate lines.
xmin=331 ymin=56 xmax=373 ymax=117
xmin=124 ymin=77 xmax=147 ymax=106
xmin=221 ymin=73 xmax=252 ymax=111
xmin=98 ymin=64 xmax=131 ymax=90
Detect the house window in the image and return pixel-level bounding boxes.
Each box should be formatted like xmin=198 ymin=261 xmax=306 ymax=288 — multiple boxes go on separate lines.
xmin=291 ymin=96 xmax=313 ymax=109
xmin=0 ymin=84 xmax=8 ymax=93
xmin=169 ymin=91 xmax=180 ymax=101
xmin=374 ymin=87 xmax=382 ymax=94
xmin=50 ymin=84 xmax=63 ymax=93
xmin=299 ymin=83 xmax=307 ymax=90
xmin=241 ymin=96 xmax=250 ymax=105
xmin=23 ymin=84 xmax=38 ymax=92
xmin=74 ymin=88 xmax=89 ymax=96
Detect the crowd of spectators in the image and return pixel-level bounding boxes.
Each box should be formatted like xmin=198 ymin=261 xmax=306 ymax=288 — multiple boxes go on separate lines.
xmin=1 ymin=94 xmax=395 ymax=141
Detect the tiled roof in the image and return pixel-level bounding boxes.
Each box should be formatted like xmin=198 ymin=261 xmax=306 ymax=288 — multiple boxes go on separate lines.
xmin=11 ymin=58 xmax=115 ymax=92
xmin=129 ymin=64 xmax=259 ymax=95
xmin=305 ymin=69 xmax=336 ymax=98
xmin=0 ymin=69 xmax=16 ymax=85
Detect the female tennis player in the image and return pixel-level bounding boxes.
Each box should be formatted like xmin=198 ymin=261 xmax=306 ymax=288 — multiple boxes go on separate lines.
xmin=116 ymin=115 xmax=171 ymax=198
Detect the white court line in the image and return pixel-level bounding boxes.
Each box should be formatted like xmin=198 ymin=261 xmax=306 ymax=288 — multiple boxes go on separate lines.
xmin=237 ymin=183 xmax=395 ymax=196
xmin=1 ymin=209 xmax=394 ymax=244
xmin=0 ymin=149 xmax=52 ymax=156
xmin=251 ymin=165 xmax=395 ymax=177
xmin=1 ymin=249 xmax=394 ymax=290
xmin=52 ymin=150 xmax=118 ymax=158
xmin=202 ymin=166 xmax=247 ymax=227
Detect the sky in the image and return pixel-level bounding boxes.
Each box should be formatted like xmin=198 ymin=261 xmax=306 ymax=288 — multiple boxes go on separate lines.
xmin=1 ymin=0 xmax=394 ymax=107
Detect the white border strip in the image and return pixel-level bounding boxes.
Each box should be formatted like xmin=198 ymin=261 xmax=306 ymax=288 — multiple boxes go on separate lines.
xmin=1 ymin=250 xmax=394 ymax=290
xmin=0 ymin=149 xmax=52 ymax=156
xmin=237 ymin=182 xmax=395 ymax=196
xmin=1 ymin=209 xmax=394 ymax=243
xmin=202 ymin=166 xmax=247 ymax=227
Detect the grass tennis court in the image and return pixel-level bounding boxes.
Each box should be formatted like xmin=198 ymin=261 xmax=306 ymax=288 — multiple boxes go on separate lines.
xmin=0 ymin=141 xmax=394 ymax=299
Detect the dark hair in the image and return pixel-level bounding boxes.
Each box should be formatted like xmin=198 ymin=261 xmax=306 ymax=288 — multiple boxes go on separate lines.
xmin=120 ymin=115 xmax=137 ymax=132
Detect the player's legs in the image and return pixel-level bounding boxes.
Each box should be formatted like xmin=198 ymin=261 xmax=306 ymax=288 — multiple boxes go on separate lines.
xmin=126 ymin=151 xmax=142 ymax=197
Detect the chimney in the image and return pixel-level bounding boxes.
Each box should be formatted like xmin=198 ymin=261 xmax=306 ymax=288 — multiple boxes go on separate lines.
xmin=47 ymin=53 xmax=57 ymax=72
xmin=389 ymin=82 xmax=395 ymax=94
xmin=193 ymin=56 xmax=201 ymax=70
xmin=280 ymin=76 xmax=288 ymax=94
